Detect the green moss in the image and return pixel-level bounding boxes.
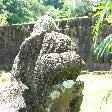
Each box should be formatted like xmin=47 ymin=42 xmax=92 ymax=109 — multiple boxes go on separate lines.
xmin=52 ymin=63 xmax=82 ymax=84
xmin=48 ymin=80 xmax=84 ymax=112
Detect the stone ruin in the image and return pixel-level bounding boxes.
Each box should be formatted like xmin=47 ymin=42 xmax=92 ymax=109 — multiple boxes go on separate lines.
xmin=0 ymin=15 xmax=85 ymax=112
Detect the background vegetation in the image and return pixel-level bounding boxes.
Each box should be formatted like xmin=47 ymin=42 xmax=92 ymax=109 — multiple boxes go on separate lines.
xmin=0 ymin=0 xmax=97 ymax=24
xmin=93 ymin=0 xmax=112 ymax=63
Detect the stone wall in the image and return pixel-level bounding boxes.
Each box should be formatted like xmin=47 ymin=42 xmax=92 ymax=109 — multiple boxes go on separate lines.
xmin=0 ymin=23 xmax=34 ymax=70
xmin=0 ymin=17 xmax=112 ymax=71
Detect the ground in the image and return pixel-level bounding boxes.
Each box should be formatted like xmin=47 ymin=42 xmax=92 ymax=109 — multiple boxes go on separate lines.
xmin=0 ymin=71 xmax=112 ymax=112
xmin=77 ymin=72 xmax=112 ymax=112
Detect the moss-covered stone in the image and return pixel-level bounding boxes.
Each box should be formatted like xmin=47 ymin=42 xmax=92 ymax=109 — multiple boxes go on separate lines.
xmin=48 ymin=80 xmax=84 ymax=112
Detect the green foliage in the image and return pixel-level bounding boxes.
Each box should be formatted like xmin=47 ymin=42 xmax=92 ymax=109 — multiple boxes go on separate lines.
xmin=100 ymin=90 xmax=112 ymax=111
xmin=42 ymin=0 xmax=95 ymax=19
xmin=0 ymin=0 xmax=30 ymax=24
xmin=94 ymin=34 xmax=112 ymax=61
xmin=93 ymin=0 xmax=112 ymax=62
xmin=62 ymin=0 xmax=95 ymax=17
xmin=93 ymin=0 xmax=111 ymax=43
xmin=105 ymin=90 xmax=112 ymax=104
xmin=27 ymin=0 xmax=46 ymax=20
xmin=42 ymin=0 xmax=64 ymax=9
xmin=0 ymin=14 xmax=8 ymax=25
xmin=45 ymin=6 xmax=62 ymax=19
xmin=0 ymin=0 xmax=46 ymax=24
xmin=71 ymin=0 xmax=94 ymax=17
xmin=106 ymin=13 xmax=112 ymax=23
xmin=0 ymin=0 xmax=96 ymax=24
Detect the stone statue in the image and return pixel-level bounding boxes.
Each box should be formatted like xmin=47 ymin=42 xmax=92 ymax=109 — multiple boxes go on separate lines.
xmin=12 ymin=15 xmax=85 ymax=112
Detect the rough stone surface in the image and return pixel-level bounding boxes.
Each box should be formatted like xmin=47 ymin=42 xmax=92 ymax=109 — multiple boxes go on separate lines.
xmin=31 ymin=15 xmax=59 ymax=36
xmin=49 ymin=80 xmax=84 ymax=112
xmin=12 ymin=15 xmax=84 ymax=112
xmin=0 ymin=17 xmax=111 ymax=71
xmin=0 ymin=81 xmax=27 ymax=112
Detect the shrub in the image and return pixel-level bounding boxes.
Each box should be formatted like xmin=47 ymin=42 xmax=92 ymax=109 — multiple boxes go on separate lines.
xmin=0 ymin=14 xmax=8 ymax=25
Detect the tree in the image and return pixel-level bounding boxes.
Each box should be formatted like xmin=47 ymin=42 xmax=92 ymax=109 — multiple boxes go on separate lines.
xmin=93 ymin=0 xmax=111 ymax=43
xmin=42 ymin=0 xmax=64 ymax=9
xmin=62 ymin=0 xmax=95 ymax=17
xmin=93 ymin=0 xmax=112 ymax=61
xmin=0 ymin=0 xmax=31 ymax=24
xmin=0 ymin=0 xmax=46 ymax=24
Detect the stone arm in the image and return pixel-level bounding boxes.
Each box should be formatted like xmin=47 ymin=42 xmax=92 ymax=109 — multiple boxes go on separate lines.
xmin=11 ymin=32 xmax=45 ymax=83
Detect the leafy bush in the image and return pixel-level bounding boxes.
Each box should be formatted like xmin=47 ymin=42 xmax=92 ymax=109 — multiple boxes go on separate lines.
xmin=62 ymin=0 xmax=95 ymax=17
xmin=0 ymin=14 xmax=8 ymax=25
xmin=92 ymin=0 xmax=112 ymax=43
xmin=42 ymin=0 xmax=64 ymax=9
xmin=93 ymin=1 xmax=112 ymax=108
xmin=45 ymin=6 xmax=62 ymax=19
xmin=0 ymin=0 xmax=47 ymax=24
xmin=93 ymin=0 xmax=112 ymax=62
xmin=0 ymin=0 xmax=96 ymax=24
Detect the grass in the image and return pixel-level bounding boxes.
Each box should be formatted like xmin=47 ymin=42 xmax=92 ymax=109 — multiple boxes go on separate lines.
xmin=0 ymin=71 xmax=11 ymax=84
xmin=77 ymin=72 xmax=112 ymax=112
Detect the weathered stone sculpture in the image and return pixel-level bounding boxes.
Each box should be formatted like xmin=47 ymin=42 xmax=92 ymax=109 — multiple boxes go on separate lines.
xmin=49 ymin=80 xmax=84 ymax=112
xmin=0 ymin=81 xmax=27 ymax=112
xmin=12 ymin=15 xmax=84 ymax=112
